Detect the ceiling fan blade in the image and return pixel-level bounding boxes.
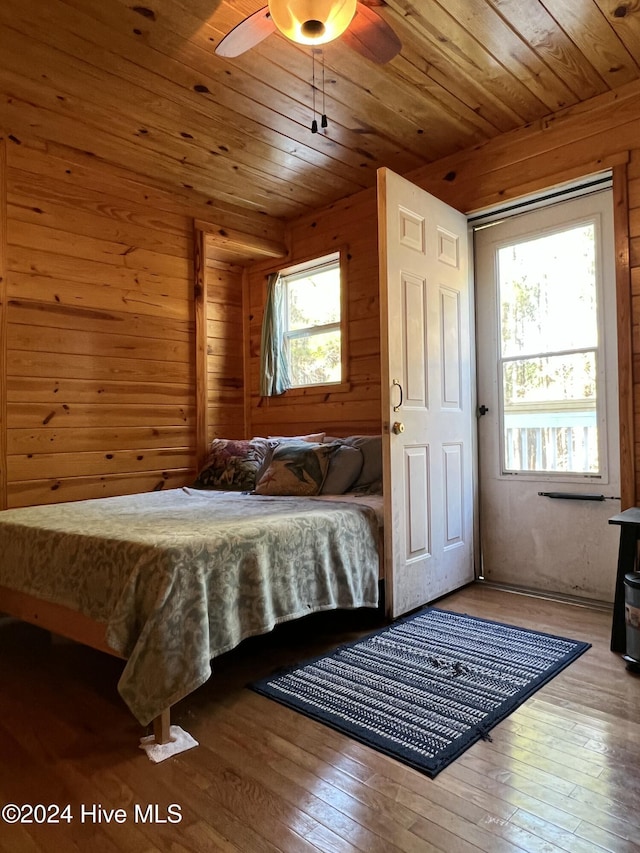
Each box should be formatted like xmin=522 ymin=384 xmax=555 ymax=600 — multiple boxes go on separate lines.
xmin=215 ymin=6 xmax=276 ymax=58
xmin=342 ymin=3 xmax=401 ymax=64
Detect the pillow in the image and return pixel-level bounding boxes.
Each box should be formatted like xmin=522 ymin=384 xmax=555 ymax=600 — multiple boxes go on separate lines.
xmin=254 ymin=434 xmax=325 ymax=484
xmin=268 ymin=432 xmax=325 ymax=443
xmin=254 ymin=441 xmax=338 ymax=496
xmin=344 ymin=435 xmax=382 ymax=489
xmin=193 ymin=438 xmax=270 ymax=491
xmin=320 ymin=445 xmax=364 ymax=494
xmin=352 ymin=479 xmax=383 ymax=496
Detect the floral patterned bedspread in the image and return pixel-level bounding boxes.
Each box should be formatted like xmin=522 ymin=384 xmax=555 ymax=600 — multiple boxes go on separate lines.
xmin=0 ymin=488 xmax=380 ymax=725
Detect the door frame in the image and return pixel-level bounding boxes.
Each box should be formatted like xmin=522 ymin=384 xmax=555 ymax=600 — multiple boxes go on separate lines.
xmin=611 ymin=163 xmax=635 ymax=511
xmin=473 ymin=188 xmax=621 ymax=600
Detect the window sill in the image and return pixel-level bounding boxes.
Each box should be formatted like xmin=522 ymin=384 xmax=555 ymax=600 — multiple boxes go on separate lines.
xmin=276 ymin=381 xmax=352 ymax=398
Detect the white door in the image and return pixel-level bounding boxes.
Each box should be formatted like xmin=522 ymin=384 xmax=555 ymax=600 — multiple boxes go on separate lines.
xmin=475 ymin=191 xmax=620 ymax=602
xmin=378 ymin=168 xmax=475 ymax=618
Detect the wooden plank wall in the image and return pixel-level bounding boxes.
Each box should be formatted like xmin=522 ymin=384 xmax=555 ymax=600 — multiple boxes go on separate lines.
xmin=0 ymin=138 xmax=284 ymax=509
xmin=4 ymin=82 xmax=640 ymax=508
xmin=204 ymin=254 xmax=246 ymax=446
xmin=0 ymin=138 xmax=7 ymax=510
xmin=3 ymin=143 xmax=195 ymax=507
xmin=246 ymin=192 xmax=381 ymax=439
xmin=196 ymin=223 xmax=289 ymax=458
xmin=246 ymin=82 xmax=640 ymax=502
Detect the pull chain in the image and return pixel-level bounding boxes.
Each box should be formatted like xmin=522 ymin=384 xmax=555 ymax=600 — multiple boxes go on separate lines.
xmin=311 ymin=49 xmax=327 ymax=133
xmin=321 ymin=50 xmax=328 ymax=129
xmin=311 ymin=50 xmax=318 ymax=133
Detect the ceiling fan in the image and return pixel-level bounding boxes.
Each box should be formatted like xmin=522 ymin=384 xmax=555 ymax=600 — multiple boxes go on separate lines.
xmin=215 ymin=0 xmax=401 ymax=65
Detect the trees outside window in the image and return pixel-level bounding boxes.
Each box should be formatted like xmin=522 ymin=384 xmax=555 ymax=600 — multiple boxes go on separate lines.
xmin=281 ymin=253 xmax=342 ymax=388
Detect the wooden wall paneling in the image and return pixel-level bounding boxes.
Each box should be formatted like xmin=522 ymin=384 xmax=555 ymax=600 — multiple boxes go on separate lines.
xmin=196 ymin=219 xmax=287 ymax=263
xmin=628 ymin=151 xmax=640 ymax=489
xmin=250 ymin=397 xmax=382 ymax=437
xmin=612 ymin=163 xmax=635 ymax=510
xmin=339 ymin=245 xmax=351 ymax=392
xmin=0 ymin=136 xmax=7 ymax=510
xmin=205 ymin=255 xmax=248 ymax=445
xmin=5 ymin=377 xmax=191 ymax=405
xmin=7 ymin=321 xmax=191 ymax=366
xmin=197 ymin=223 xmax=288 ymax=447
xmin=7 ymin=447 xmax=194 ymax=480
xmin=7 ymin=221 xmax=191 ymax=282
xmin=4 ymin=145 xmax=199 ymax=507
xmin=7 ymin=425 xmax=193 ymax=455
xmin=247 ymin=191 xmax=381 ymax=439
xmin=7 ymin=401 xmax=193 ymax=430
xmin=194 ymin=224 xmax=208 ymax=470
xmin=7 ymin=268 xmax=190 ymax=321
xmin=207 ymin=264 xmax=242 ymax=443
xmin=242 ymin=267 xmax=252 ymax=438
xmin=7 ymin=182 xmax=190 ymax=259
xmin=8 ymin=469 xmax=192 ymax=508
xmin=8 ymin=351 xmax=192 ymax=384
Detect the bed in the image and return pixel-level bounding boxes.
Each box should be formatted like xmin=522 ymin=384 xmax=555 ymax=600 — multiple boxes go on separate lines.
xmin=0 ymin=435 xmax=383 ymax=743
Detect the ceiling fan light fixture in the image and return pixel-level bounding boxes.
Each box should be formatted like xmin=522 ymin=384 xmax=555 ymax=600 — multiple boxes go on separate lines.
xmin=267 ymin=0 xmax=357 ymax=46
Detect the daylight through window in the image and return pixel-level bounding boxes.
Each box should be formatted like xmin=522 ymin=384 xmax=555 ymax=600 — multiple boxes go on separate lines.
xmin=281 ymin=252 xmax=342 ymax=388
xmin=497 ymin=222 xmax=602 ymax=475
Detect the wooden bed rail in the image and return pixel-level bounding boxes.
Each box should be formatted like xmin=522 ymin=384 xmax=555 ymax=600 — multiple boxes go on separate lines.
xmin=0 ymin=585 xmax=172 ymax=744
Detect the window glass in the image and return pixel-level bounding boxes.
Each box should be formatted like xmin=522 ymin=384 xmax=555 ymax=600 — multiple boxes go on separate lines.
xmin=282 ymin=253 xmax=342 ymax=388
xmin=497 ymin=222 xmax=601 ymax=475
xmin=498 ymin=224 xmax=597 ymax=358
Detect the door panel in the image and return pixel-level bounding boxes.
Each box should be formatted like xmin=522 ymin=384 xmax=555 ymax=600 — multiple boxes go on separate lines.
xmin=406 ymin=446 xmax=430 ymax=557
xmin=378 ymin=168 xmax=475 ymax=617
xmin=443 ymin=443 xmax=463 ymax=545
xmin=403 ymin=273 xmax=428 ymax=405
xmin=441 ymin=287 xmax=461 ymax=407
xmin=475 ymin=191 xmax=620 ymax=602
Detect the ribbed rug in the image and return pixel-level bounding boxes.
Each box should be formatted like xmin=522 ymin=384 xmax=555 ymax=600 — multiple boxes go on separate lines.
xmin=250 ymin=607 xmax=591 ymax=777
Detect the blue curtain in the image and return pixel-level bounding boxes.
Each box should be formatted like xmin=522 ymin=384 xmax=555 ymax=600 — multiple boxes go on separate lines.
xmin=259 ymin=272 xmax=290 ymax=396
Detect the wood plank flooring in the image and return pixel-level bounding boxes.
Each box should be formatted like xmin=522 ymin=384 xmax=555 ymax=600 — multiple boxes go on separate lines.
xmin=0 ymin=584 xmax=639 ymax=853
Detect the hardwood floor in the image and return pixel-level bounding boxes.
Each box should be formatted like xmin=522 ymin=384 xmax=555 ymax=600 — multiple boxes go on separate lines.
xmin=0 ymin=583 xmax=639 ymax=853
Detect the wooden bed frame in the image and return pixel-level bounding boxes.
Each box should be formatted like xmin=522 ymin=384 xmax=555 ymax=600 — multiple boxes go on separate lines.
xmin=0 ymin=501 xmax=385 ymax=748
xmin=0 ymin=584 xmax=172 ymax=744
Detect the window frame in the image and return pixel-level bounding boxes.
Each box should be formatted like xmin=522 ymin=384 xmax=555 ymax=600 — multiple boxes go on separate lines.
xmin=494 ymin=214 xmax=609 ymax=482
xmin=277 ymin=249 xmax=350 ymax=394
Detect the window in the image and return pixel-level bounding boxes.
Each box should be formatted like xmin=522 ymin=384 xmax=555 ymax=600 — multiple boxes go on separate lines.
xmin=497 ymin=220 xmax=604 ymax=476
xmin=281 ymin=252 xmax=343 ymax=388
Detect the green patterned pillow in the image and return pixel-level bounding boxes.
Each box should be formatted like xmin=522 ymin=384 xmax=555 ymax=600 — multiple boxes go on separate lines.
xmin=193 ymin=438 xmax=271 ymax=491
xmin=253 ymin=441 xmax=338 ymax=496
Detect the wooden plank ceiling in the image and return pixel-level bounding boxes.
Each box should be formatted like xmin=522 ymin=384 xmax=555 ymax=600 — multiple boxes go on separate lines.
xmin=1 ymin=0 xmax=639 ymax=222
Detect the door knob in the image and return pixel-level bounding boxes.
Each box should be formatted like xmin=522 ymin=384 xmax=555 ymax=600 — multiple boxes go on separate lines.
xmin=392 ymin=421 xmax=405 ymax=435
